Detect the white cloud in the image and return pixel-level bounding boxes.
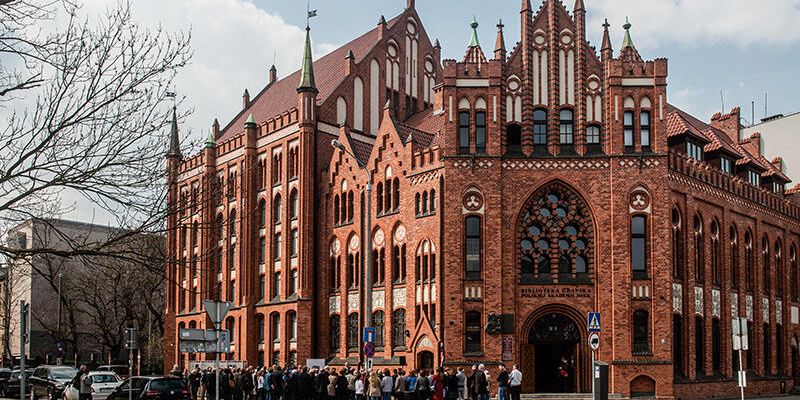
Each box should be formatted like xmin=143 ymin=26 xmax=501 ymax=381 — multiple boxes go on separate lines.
xmin=79 ymin=0 xmax=336 ymax=143
xmin=586 ymin=0 xmax=800 ymax=49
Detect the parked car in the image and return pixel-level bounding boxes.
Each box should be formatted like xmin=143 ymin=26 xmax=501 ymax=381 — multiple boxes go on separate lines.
xmin=107 ymin=377 xmax=189 ymax=400
xmin=2 ymin=369 xmax=33 ymax=398
xmin=29 ymin=365 xmax=78 ymax=400
xmin=96 ymin=366 xmax=130 ymax=379
xmin=62 ymin=372 xmax=123 ymax=400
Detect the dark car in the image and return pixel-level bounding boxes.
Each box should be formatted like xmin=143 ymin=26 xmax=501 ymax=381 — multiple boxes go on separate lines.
xmin=107 ymin=377 xmax=189 ymax=400
xmin=29 ymin=365 xmax=78 ymax=400
xmin=1 ymin=369 xmax=33 ymax=397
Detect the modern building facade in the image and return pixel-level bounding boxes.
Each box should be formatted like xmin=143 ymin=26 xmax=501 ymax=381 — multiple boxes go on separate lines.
xmin=163 ymin=1 xmax=800 ymax=398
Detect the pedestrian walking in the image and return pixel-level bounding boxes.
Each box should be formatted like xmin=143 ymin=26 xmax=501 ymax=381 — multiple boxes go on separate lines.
xmin=508 ymin=365 xmax=521 ymax=400
xmin=430 ymin=369 xmax=444 ymax=400
xmin=190 ymin=368 xmax=202 ymax=400
xmin=495 ymin=366 xmax=508 ymax=400
xmin=455 ymin=369 xmax=465 ymax=400
xmin=367 ymin=371 xmax=381 ymax=400
xmin=415 ymin=371 xmax=429 ymax=400
xmin=380 ymin=369 xmax=393 ymax=400
xmin=392 ymin=370 xmax=406 ymax=400
xmin=78 ymin=365 xmax=93 ymax=400
xmin=354 ymin=373 xmax=365 ymax=400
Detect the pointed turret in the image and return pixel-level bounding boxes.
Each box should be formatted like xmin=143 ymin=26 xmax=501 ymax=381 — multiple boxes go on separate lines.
xmin=269 ymin=64 xmax=277 ymax=84
xmin=463 ymin=16 xmax=488 ymax=65
xmin=205 ymin=130 xmax=216 ymax=149
xmin=494 ymin=19 xmax=506 ymax=61
xmin=574 ymin=0 xmax=585 ymax=12
xmin=434 ymin=39 xmax=441 ymax=50
xmin=618 ymin=17 xmax=643 ymax=62
xmin=166 ymin=106 xmax=181 ymax=159
xmin=601 ymin=19 xmax=612 ymax=61
xmin=242 ymin=88 xmax=250 ymax=109
xmin=521 ymin=0 xmax=531 ymax=12
xmin=297 ymin=26 xmax=317 ymax=93
xmin=212 ymin=118 xmax=220 ymax=138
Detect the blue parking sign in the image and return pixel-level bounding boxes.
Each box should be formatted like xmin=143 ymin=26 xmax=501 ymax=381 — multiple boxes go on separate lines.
xmin=588 ymin=312 xmax=601 ymax=333
xmin=363 ymin=327 xmax=376 ymax=343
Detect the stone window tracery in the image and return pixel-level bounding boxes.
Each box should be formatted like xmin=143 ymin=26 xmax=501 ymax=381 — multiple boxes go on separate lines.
xmin=518 ymin=182 xmax=593 ymax=284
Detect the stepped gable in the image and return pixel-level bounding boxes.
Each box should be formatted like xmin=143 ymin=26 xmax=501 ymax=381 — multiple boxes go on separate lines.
xmin=219 ymin=15 xmax=402 ymax=141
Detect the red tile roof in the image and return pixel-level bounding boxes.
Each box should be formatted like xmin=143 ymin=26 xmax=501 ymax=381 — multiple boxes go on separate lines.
xmin=219 ymin=15 xmax=402 ymax=141
xmin=399 ymin=110 xmax=444 ymax=147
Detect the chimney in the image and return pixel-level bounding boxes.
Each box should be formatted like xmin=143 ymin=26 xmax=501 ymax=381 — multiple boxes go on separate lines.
xmin=242 ymin=88 xmax=250 ymax=109
xmin=771 ymin=157 xmax=784 ymax=172
xmin=345 ymin=50 xmax=355 ymax=76
xmin=711 ymin=107 xmax=741 ymax=143
xmin=378 ymin=15 xmax=387 ymax=40
xmin=269 ymin=65 xmax=277 ymax=85
xmin=741 ymin=132 xmax=762 ymax=157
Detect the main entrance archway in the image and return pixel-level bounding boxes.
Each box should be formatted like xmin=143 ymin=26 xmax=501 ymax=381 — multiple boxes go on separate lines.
xmin=521 ymin=310 xmax=589 ymax=394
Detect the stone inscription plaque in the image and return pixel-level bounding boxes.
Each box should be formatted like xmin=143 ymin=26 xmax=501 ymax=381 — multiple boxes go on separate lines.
xmin=519 ymin=287 xmax=592 ymax=299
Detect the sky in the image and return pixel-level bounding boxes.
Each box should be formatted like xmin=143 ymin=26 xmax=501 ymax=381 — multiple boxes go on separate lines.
xmin=56 ymin=0 xmax=800 ymax=222
xmin=88 ymin=0 xmax=800 ymax=146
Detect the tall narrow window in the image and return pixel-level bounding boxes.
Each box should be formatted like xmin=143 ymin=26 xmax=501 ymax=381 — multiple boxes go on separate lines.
xmin=586 ymin=125 xmax=602 ymax=153
xmin=640 ymin=111 xmax=651 ymax=152
xmin=459 ymin=112 xmax=470 ymax=154
xmin=632 ymin=310 xmax=650 ymax=354
xmin=631 ymin=215 xmax=647 ymax=279
xmin=376 ymin=183 xmax=384 ymax=215
xmin=346 ymin=313 xmax=359 ymax=351
xmin=533 ymin=109 xmax=548 ymax=154
xmin=672 ymin=209 xmax=684 ymax=280
xmin=694 ymin=215 xmax=705 ymax=284
xmin=465 ymin=216 xmax=482 ymax=280
xmin=506 ymin=124 xmax=522 ymax=154
xmin=288 ymin=312 xmax=297 ymax=342
xmin=290 ymin=229 xmax=299 ymax=257
xmin=712 ymin=319 xmax=721 ymax=375
xmin=465 ymin=311 xmax=482 ymax=353
xmin=259 ymin=237 xmax=266 ymax=264
xmin=711 ymin=221 xmax=721 ymax=285
xmin=624 ymin=111 xmax=634 ymax=151
xmin=392 ymin=178 xmax=400 ymax=211
xmin=329 ymin=315 xmax=340 ymax=353
xmin=730 ymin=227 xmax=739 ymax=289
xmin=229 ymin=210 xmax=237 ymax=238
xmin=391 ymin=309 xmax=406 ymax=348
xmin=791 ymin=246 xmax=798 ymax=301
xmin=673 ymin=314 xmax=684 ymax=378
xmin=273 ymin=272 xmax=281 ymax=299
xmin=763 ymin=324 xmax=771 ymax=375
xmin=259 ymin=200 xmax=267 ymax=228
xmin=372 ymin=311 xmax=385 ymax=347
xmin=289 ymin=189 xmax=299 ymax=220
xmin=745 ymin=232 xmax=755 ymax=292
xmin=559 ymin=109 xmax=574 ymax=147
xmin=762 ymin=237 xmax=770 ymax=294
xmin=273 ymin=195 xmax=282 ymax=225
xmin=776 ymin=242 xmax=783 ymax=297
xmin=274 ymin=233 xmax=282 ymax=260
xmin=271 ymin=313 xmax=280 ymax=343
xmin=475 ymin=111 xmax=486 ymax=153
xmin=695 ymin=317 xmax=705 ymax=376
xmin=347 ymin=191 xmax=354 ymax=222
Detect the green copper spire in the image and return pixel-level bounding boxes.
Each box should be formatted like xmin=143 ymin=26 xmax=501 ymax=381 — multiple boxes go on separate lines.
xmin=297 ymin=26 xmax=317 ymax=92
xmin=621 ymin=17 xmax=635 ymax=49
xmin=468 ymin=16 xmax=480 ymax=48
xmin=205 ymin=130 xmax=216 ymax=148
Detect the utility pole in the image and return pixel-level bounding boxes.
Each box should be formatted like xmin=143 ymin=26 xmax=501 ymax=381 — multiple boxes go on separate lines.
xmin=56 ymin=272 xmax=64 ymax=365
xmin=20 ymin=300 xmax=29 ymax=400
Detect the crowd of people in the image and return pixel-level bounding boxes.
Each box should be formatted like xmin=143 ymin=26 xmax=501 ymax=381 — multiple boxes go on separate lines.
xmin=170 ymin=363 xmax=524 ymax=400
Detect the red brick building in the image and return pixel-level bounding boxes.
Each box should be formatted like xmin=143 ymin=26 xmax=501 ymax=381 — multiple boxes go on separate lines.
xmin=164 ymin=0 xmax=800 ymax=398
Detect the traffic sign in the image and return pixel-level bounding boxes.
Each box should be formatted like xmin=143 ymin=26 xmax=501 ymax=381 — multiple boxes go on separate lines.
xmin=204 ymin=300 xmax=232 ymax=325
xmin=588 ymin=312 xmax=601 ymax=333
xmin=364 ymin=342 xmax=376 ymax=358
xmin=363 ymin=327 xmax=376 ymax=343
xmin=588 ymin=333 xmax=600 ymax=351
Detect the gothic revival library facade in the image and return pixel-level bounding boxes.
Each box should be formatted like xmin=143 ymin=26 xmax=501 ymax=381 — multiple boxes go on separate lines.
xmin=164 ymin=0 xmax=800 ymax=398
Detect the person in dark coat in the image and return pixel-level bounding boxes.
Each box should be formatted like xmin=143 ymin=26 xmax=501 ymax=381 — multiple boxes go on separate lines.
xmin=335 ymin=369 xmax=349 ymax=400
xmin=271 ymin=369 xmax=284 ymax=400
xmin=315 ymin=368 xmax=329 ymax=400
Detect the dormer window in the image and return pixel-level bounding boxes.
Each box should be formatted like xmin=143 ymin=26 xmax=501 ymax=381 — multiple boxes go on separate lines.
xmin=773 ymin=181 xmax=784 ymax=195
xmin=686 ymin=141 xmax=704 ymax=161
xmin=747 ymin=170 xmax=760 ymax=186
xmin=720 ymin=157 xmax=733 ymax=175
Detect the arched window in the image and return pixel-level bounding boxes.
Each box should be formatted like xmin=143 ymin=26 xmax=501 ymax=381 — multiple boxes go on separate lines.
xmin=465 ymin=311 xmax=482 ymax=353
xmin=225 ymin=317 xmax=235 ymax=345
xmin=762 ymin=236 xmax=770 ymax=294
xmin=391 ymin=309 xmax=406 ymax=348
xmin=340 ymin=192 xmax=347 ymax=223
xmin=273 ymin=195 xmax=282 ymax=225
xmin=392 ymin=178 xmax=400 ymax=211
xmin=506 ymin=124 xmax=522 ymax=154
xmin=640 ymin=110 xmax=651 ymax=152
xmin=329 ymin=315 xmax=340 ymax=353
xmin=475 ymin=111 xmax=486 ymax=154
xmin=694 ymin=215 xmax=705 ymax=283
xmin=465 ymin=216 xmax=482 ymax=280
xmin=372 ymin=311 xmax=385 ymax=347
xmin=289 ymin=189 xmax=299 ymax=220
xmin=288 ymin=312 xmax=297 ymax=342
xmin=422 ymin=191 xmax=429 ymax=214
xmin=429 ymin=190 xmax=436 ymax=212
xmin=673 ymin=314 xmax=684 ymax=378
xmin=518 ymin=182 xmax=594 ymax=284
xmin=791 ymin=245 xmax=798 ymax=301
xmin=414 ymin=193 xmax=420 ymax=216
xmin=290 ymin=229 xmax=298 ymax=257
xmin=695 ymin=317 xmax=705 ymax=376
xmin=624 ymin=111 xmax=634 ymax=151
xmin=416 ymin=240 xmax=436 ymax=282
xmin=271 ymin=313 xmax=280 ymax=343
xmin=712 ymin=318 xmax=721 ymax=375
xmin=672 ymin=209 xmax=684 ymax=280
xmin=371 ymin=247 xmax=385 ymax=285
xmin=631 ymin=215 xmax=648 ymax=278
xmin=632 ymin=310 xmax=650 ymax=354
xmin=458 ymin=111 xmax=470 ymax=154
xmin=377 ymin=182 xmax=384 ymax=215
xmin=346 ymin=313 xmax=359 ymax=351
xmin=229 ymin=210 xmax=237 ymax=238
xmin=329 ymin=255 xmax=340 ymax=290
xmin=216 ymin=214 xmax=224 ymax=241
xmin=730 ymin=226 xmax=739 ymax=289
xmin=776 ymin=241 xmax=783 ymax=297
xmin=272 ymin=271 xmax=281 ymax=299
xmin=259 ymin=200 xmax=267 ymax=228
xmin=273 ymin=233 xmax=282 ymax=260
xmin=559 ymin=109 xmax=574 ymax=146
xmin=745 ymin=231 xmax=754 ymax=292
xmin=533 ymin=109 xmax=548 ymax=154
xmin=347 ymin=191 xmax=354 ymax=222
xmin=711 ymin=220 xmax=720 ymax=285
xmin=393 ymin=243 xmax=407 ymax=283
xmin=333 ymin=195 xmax=340 ymax=225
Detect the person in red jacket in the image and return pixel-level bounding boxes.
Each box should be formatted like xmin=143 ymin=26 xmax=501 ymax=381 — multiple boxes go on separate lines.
xmin=430 ymin=369 xmax=444 ymax=400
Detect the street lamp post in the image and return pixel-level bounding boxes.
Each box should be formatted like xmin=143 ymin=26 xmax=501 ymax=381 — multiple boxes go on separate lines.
xmin=331 ymin=139 xmax=372 ymax=367
xmin=56 ymin=272 xmax=64 ymax=365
